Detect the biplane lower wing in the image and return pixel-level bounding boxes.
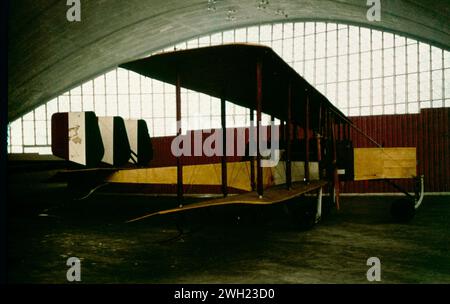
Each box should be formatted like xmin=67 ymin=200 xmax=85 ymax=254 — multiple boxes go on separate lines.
xmin=127 ymin=180 xmax=327 ymax=222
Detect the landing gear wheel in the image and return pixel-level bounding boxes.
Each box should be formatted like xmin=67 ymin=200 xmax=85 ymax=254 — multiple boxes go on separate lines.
xmin=321 ymin=195 xmax=334 ymax=218
xmin=390 ymin=198 xmax=416 ymax=223
xmin=287 ymin=197 xmax=317 ymax=230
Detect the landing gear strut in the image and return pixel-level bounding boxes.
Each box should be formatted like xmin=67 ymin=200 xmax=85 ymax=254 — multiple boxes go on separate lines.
xmin=390 ymin=175 xmax=424 ymax=222
xmin=287 ymin=187 xmax=323 ymax=230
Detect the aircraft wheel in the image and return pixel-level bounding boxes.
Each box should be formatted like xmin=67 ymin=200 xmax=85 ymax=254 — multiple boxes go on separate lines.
xmin=390 ymin=198 xmax=416 ymax=223
xmin=287 ymin=197 xmax=317 ymax=230
xmin=321 ymin=195 xmax=334 ymax=218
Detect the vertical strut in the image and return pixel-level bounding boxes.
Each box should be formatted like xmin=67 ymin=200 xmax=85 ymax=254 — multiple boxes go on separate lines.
xmin=256 ymin=58 xmax=263 ymax=197
xmin=175 ymin=72 xmax=183 ymax=201
xmin=286 ymin=81 xmax=292 ymax=189
xmin=221 ymin=98 xmax=228 ymax=197
xmin=304 ymin=92 xmax=310 ymax=183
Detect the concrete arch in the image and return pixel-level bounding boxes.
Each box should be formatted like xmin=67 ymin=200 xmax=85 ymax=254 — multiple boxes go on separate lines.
xmin=8 ymin=0 xmax=450 ymax=120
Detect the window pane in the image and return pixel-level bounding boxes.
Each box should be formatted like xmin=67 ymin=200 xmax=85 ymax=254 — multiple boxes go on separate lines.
xmin=360 ymin=28 xmax=371 ymax=52
xmin=432 ymin=70 xmax=443 ymax=100
xmin=445 ymin=51 xmax=450 ymax=68
xmin=10 ymin=119 xmax=23 ymax=146
xmin=372 ymin=30 xmax=382 ymax=50
xmin=361 ymin=80 xmax=371 ymax=106
xmin=70 ymin=95 xmax=82 ymax=112
xmin=384 ymin=76 xmax=394 ymax=105
xmin=373 ymin=78 xmax=382 ymax=106
xmin=349 ymin=80 xmax=359 ymax=108
xmin=407 ymin=73 xmax=418 ymax=102
xmin=338 ymin=27 xmax=348 ymax=55
xmin=337 ymin=82 xmax=348 ymax=109
xmin=316 ymin=22 xmax=326 ymax=33
xmin=305 ymin=22 xmax=315 ymax=35
xmin=118 ymin=95 xmax=130 ymax=118
xmin=259 ymin=25 xmax=272 ymax=42
xmin=304 ymin=60 xmax=314 ymax=82
xmin=396 ymin=75 xmax=406 ymax=103
xmin=384 ymin=104 xmax=394 ymax=114
xmin=327 ymin=83 xmax=337 ymax=103
xmin=105 ymin=71 xmax=116 ymax=94
xmin=349 ymin=26 xmax=359 ymax=54
xmin=293 ymin=36 xmax=303 ymax=61
xmin=408 ymin=102 xmax=419 ymax=113
xmin=141 ymin=95 xmax=152 ymax=118
xmin=82 ymin=95 xmax=94 ymax=112
xmin=431 ymin=47 xmax=443 ymax=70
xmin=383 ymin=32 xmax=394 ymax=49
xmin=419 ymin=72 xmax=431 ymax=101
xmin=305 ymin=35 xmax=315 ymax=60
xmin=372 ymin=50 xmax=382 ymax=78
xmin=129 ymin=72 xmax=141 ymax=94
xmin=47 ymin=99 xmax=58 ymax=118
xmin=283 ymin=23 xmax=294 ymax=38
xmin=349 ymin=54 xmax=359 ymax=81
xmin=94 ymin=75 xmax=106 ymax=94
xmin=82 ymin=81 xmax=93 ymax=95
xmin=23 ymin=121 xmax=35 ymax=145
xmin=407 ymin=43 xmax=418 ymax=73
xmin=395 ymin=35 xmax=406 ymax=47
xmin=315 ymin=32 xmax=326 ymax=58
xmin=327 ymin=57 xmax=337 ymax=83
xmin=273 ymin=23 xmax=282 ymax=40
xmin=35 ymin=121 xmax=47 ymax=145
xmin=338 ymin=55 xmax=348 ymax=81
xmin=246 ymin=26 xmax=257 ymax=43
xmin=117 ymin=69 xmax=129 ymax=95
xmin=395 ymin=45 xmax=406 ymax=75
xmin=295 ymin=22 xmax=305 ymax=36
xmin=316 ymin=58 xmax=325 ymax=84
xmin=326 ymin=30 xmax=337 ymax=57
xmin=383 ymin=48 xmax=394 ymax=76
xmin=57 ymin=96 xmax=69 ymax=112
xmin=34 ymin=105 xmax=46 ymax=121
xmin=106 ymin=95 xmax=117 ymax=116
xmin=70 ymin=86 xmax=81 ymax=96
xmin=129 ymin=94 xmax=141 ymax=119
xmin=283 ymin=38 xmax=294 ymax=62
xmin=419 ymin=43 xmax=430 ymax=72
xmin=361 ymin=52 xmax=371 ymax=79
xmin=445 ymin=69 xmax=450 ymax=98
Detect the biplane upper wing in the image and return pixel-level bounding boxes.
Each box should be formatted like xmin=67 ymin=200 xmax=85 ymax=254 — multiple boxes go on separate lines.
xmin=120 ymin=43 xmax=351 ymax=127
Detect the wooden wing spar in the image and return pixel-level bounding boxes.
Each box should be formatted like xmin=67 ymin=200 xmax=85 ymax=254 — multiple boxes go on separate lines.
xmin=120 ymin=43 xmax=351 ymax=127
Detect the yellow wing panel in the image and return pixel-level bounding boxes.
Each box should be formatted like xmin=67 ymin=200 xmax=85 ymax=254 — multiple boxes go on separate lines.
xmin=106 ymin=161 xmax=274 ymax=192
xmin=354 ymin=147 xmax=416 ymax=180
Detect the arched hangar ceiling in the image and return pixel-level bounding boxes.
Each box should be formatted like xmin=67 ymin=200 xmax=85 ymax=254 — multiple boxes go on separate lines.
xmin=7 ymin=0 xmax=450 ymax=121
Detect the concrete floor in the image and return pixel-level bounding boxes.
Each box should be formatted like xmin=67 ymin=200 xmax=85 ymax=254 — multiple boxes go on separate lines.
xmin=6 ymin=166 xmax=450 ymax=283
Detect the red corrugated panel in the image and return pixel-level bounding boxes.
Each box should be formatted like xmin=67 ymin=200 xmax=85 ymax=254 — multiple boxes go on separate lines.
xmin=343 ymin=108 xmax=450 ymax=193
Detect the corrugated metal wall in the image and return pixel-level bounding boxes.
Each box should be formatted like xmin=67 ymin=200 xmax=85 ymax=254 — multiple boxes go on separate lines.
xmin=149 ymin=108 xmax=450 ymax=193
xmin=342 ymin=108 xmax=450 ymax=193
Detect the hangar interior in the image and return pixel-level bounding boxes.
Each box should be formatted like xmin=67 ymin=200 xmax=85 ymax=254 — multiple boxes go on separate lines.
xmin=6 ymin=0 xmax=450 ymax=283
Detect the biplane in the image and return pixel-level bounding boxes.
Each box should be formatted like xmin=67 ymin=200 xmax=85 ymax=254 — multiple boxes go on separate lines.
xmin=51 ymin=44 xmax=424 ymax=226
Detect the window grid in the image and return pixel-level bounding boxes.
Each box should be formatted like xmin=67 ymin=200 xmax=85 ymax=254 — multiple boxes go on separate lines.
xmin=8 ymin=21 xmax=450 ymax=154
